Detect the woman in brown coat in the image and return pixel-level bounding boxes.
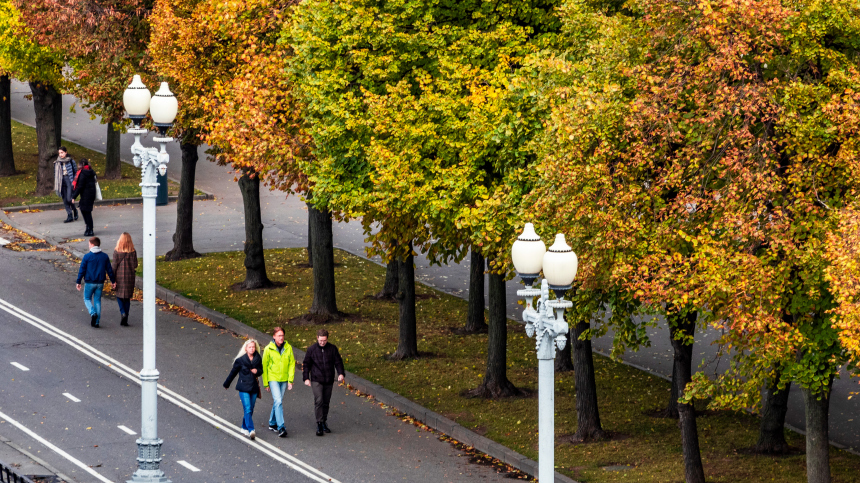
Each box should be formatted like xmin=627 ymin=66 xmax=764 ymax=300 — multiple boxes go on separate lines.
xmin=113 ymin=232 xmax=138 ymax=326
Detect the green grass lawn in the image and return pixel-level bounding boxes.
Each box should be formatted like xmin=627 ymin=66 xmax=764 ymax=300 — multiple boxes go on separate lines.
xmin=0 ymin=120 xmax=182 ymax=207
xmin=151 ymin=248 xmax=860 ymax=482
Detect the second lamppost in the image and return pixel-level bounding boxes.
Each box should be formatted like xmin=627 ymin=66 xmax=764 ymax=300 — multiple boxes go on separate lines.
xmin=122 ymin=74 xmax=178 ymax=483
xmin=511 ymin=223 xmax=578 ymax=482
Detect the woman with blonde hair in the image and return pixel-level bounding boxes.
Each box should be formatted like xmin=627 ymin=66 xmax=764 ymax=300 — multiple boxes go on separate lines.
xmin=223 ymin=338 xmax=264 ymax=439
xmin=113 ymin=232 xmax=138 ymax=326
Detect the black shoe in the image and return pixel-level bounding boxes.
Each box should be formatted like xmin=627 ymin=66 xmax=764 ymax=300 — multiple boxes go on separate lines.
xmin=322 ymin=422 xmax=331 ymax=433
xmin=91 ymin=314 xmax=98 ymax=327
xmin=278 ymin=428 xmax=288 ymax=438
xmin=269 ymin=424 xmax=278 ymax=432
xmin=120 ymin=314 xmax=129 ymax=326
xmin=315 ymin=422 xmax=324 ymax=437
xmin=73 ymin=210 xmax=78 ymax=221
xmin=63 ymin=214 xmax=74 ymax=223
xmin=84 ymin=229 xmax=94 ymax=236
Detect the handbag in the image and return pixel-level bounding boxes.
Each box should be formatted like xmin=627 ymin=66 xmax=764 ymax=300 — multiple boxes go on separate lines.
xmin=95 ymin=180 xmax=103 ymax=201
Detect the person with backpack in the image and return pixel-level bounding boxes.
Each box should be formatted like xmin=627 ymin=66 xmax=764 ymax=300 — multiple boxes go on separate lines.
xmin=75 ymin=236 xmax=116 ymax=328
xmin=262 ymin=327 xmax=295 ymax=438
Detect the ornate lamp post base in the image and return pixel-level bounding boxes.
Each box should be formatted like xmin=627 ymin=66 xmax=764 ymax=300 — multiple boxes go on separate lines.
xmin=128 ymin=438 xmax=169 ymax=483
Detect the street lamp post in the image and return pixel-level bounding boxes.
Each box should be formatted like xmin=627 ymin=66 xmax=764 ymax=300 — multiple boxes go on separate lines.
xmin=511 ymin=223 xmax=578 ymax=482
xmin=122 ymin=75 xmax=178 ymax=483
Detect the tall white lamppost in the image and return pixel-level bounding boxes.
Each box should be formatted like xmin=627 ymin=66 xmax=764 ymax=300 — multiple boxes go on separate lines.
xmin=122 ymin=75 xmax=177 ymax=483
xmin=511 ymin=223 xmax=578 ymax=482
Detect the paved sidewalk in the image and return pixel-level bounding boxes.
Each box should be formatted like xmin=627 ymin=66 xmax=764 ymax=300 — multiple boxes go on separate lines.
xmin=8 ymin=79 xmax=860 ymax=452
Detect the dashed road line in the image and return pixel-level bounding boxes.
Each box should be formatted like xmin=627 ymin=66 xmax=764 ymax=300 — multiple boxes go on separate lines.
xmin=10 ymin=362 xmax=29 ymax=371
xmin=0 ymin=297 xmax=341 ymax=483
xmin=176 ymin=460 xmax=201 ymax=472
xmin=62 ymin=392 xmax=80 ymax=402
xmin=0 ymin=408 xmax=114 ymax=483
xmin=117 ymin=425 xmax=137 ymax=435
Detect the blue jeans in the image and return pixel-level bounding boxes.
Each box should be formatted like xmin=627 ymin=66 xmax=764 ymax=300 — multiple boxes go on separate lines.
xmin=117 ymin=297 xmax=131 ymax=316
xmin=83 ymin=283 xmax=103 ymax=324
xmin=239 ymin=391 xmax=256 ymax=432
xmin=268 ymin=381 xmax=288 ymax=430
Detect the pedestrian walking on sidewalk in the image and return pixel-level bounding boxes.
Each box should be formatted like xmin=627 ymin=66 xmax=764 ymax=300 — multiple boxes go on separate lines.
xmin=224 ymin=339 xmax=263 ymax=440
xmin=262 ymin=327 xmax=295 ymax=438
xmin=54 ymin=146 xmax=78 ymax=223
xmin=112 ymin=232 xmax=138 ymax=327
xmin=302 ymin=329 xmax=345 ymax=436
xmin=71 ymin=159 xmax=98 ymax=236
xmin=75 ymin=237 xmax=116 ymax=328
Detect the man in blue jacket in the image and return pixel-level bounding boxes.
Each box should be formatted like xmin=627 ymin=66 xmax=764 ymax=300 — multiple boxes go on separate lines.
xmin=76 ymin=237 xmax=116 ymax=328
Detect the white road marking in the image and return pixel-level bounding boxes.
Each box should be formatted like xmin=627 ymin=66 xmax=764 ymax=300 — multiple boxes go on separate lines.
xmin=0 ymin=409 xmax=114 ymax=483
xmin=62 ymin=392 xmax=80 ymax=402
xmin=0 ymin=298 xmax=341 ymax=483
xmin=176 ymin=460 xmax=201 ymax=472
xmin=117 ymin=425 xmax=137 ymax=435
xmin=10 ymin=362 xmax=29 ymax=371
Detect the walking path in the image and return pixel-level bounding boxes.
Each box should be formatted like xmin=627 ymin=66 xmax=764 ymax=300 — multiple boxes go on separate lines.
xmin=7 ymin=80 xmax=860 ymax=453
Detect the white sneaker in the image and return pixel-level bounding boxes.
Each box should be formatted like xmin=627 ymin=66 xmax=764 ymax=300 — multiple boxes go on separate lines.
xmin=249 ymin=430 xmax=256 ymax=440
xmin=242 ymin=429 xmax=250 ymax=437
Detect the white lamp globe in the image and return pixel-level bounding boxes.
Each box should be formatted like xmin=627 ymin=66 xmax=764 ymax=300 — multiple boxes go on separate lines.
xmin=542 ymin=234 xmax=578 ymax=287
xmin=511 ymin=223 xmax=545 ymax=275
xmin=123 ymin=75 xmax=151 ymax=117
xmin=149 ymin=82 xmax=178 ymax=125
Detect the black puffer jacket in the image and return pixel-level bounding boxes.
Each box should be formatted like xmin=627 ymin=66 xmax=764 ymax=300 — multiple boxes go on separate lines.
xmin=223 ymin=353 xmax=263 ymax=397
xmin=72 ymin=166 xmax=97 ymax=212
xmin=302 ymin=343 xmax=344 ymax=385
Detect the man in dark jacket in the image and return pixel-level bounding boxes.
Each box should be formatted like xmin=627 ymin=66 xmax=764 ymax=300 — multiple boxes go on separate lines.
xmin=76 ymin=237 xmax=116 ymax=328
xmin=302 ymin=329 xmax=345 ymax=436
xmin=71 ymin=159 xmax=98 ymax=236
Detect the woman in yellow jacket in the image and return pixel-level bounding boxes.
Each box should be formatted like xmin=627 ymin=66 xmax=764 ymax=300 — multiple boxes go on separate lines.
xmin=262 ymin=327 xmax=295 ymax=437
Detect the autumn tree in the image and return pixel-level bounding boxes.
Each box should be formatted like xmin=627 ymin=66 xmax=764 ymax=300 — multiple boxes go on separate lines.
xmin=16 ymin=0 xmax=153 ymax=180
xmin=0 ymin=0 xmax=65 ymax=192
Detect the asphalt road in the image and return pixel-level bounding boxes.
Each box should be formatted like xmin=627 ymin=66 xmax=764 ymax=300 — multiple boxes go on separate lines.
xmin=0 ymin=233 xmax=506 ymax=482
xmin=6 ymin=79 xmax=860 ymax=454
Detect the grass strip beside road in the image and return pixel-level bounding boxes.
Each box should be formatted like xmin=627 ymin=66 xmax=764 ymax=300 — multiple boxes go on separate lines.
xmin=0 ymin=120 xmax=182 ymax=207
xmin=152 ymin=247 xmax=860 ymax=483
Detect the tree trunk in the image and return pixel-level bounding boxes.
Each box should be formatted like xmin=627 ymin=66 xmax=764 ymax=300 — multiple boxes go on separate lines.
xmin=103 ymin=121 xmax=122 ymax=180
xmin=468 ymin=269 xmax=523 ymax=398
xmin=670 ymin=311 xmax=706 ymax=483
xmin=308 ymin=202 xmax=340 ymax=318
xmin=30 ymin=81 xmax=62 ymax=196
xmin=306 ymin=201 xmax=313 ymax=266
xmin=756 ymin=377 xmax=791 ymax=454
xmin=238 ymin=169 xmax=272 ymax=290
xmin=375 ymin=259 xmax=398 ymax=300
xmin=164 ymin=143 xmax=201 ymax=261
xmin=555 ymin=325 xmax=575 ymax=372
xmin=573 ymin=320 xmax=606 ymax=440
xmin=391 ymin=245 xmax=419 ymax=360
xmin=664 ymin=362 xmax=681 ymax=418
xmin=464 ymin=249 xmax=488 ymax=333
xmin=0 ymin=75 xmax=15 ymax=177
xmin=804 ymin=380 xmax=833 ymax=483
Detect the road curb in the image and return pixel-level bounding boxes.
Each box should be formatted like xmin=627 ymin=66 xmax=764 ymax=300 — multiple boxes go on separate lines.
xmin=2 ymin=193 xmax=214 ymax=212
xmin=131 ymin=277 xmax=578 ymax=483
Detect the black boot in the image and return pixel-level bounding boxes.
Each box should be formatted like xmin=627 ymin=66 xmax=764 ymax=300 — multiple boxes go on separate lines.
xmin=315 ymin=422 xmax=324 ymax=437
xmin=73 ymin=209 xmax=78 ymax=221
xmin=322 ymin=421 xmax=331 ymax=433
xmin=63 ymin=214 xmax=74 ymax=223
xmin=120 ymin=314 xmax=129 ymax=326
xmin=91 ymin=314 xmax=98 ymax=327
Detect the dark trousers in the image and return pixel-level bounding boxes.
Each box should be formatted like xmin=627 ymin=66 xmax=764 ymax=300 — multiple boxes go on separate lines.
xmin=81 ymin=210 xmax=93 ymax=231
xmin=61 ymin=179 xmax=76 ymax=216
xmin=311 ymin=381 xmax=334 ymax=423
xmin=117 ymin=297 xmax=130 ymax=315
